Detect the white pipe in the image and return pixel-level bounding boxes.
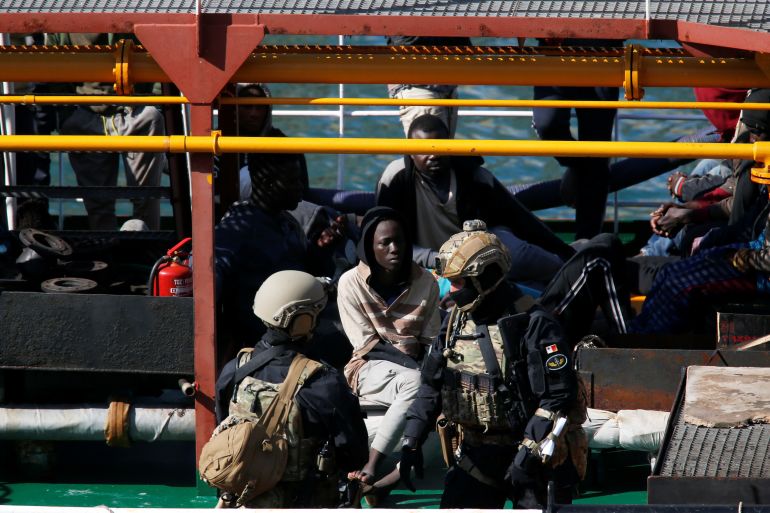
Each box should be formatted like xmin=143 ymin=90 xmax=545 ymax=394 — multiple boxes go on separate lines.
xmin=0 ymin=405 xmax=195 ymax=442
xmin=0 ymin=32 xmax=16 ymax=230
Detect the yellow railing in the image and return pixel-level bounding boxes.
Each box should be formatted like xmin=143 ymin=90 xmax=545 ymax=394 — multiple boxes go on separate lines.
xmin=0 ymin=135 xmax=765 ymax=162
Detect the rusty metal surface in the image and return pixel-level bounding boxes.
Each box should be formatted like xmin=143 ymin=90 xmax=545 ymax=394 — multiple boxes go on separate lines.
xmin=649 ymin=366 xmax=770 ymax=505
xmin=0 ymin=291 xmax=193 ymax=374
xmin=0 ymin=0 xmax=767 ymax=34
xmin=188 ymin=104 xmax=217 ymax=464
xmin=576 ymin=347 xmax=770 ymax=412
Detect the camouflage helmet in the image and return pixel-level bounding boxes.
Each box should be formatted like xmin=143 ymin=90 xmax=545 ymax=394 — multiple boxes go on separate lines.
xmin=436 ymin=220 xmax=511 ymax=311
xmin=253 ymin=270 xmax=327 ymax=339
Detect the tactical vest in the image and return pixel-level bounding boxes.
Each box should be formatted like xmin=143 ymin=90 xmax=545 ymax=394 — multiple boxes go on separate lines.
xmin=440 ymin=308 xmax=535 ymax=435
xmin=229 ymin=348 xmax=323 ymax=483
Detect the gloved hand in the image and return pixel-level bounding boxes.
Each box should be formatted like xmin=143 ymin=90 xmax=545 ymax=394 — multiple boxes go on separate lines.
xmin=399 ymin=442 xmax=424 ymax=492
xmin=507 ymin=414 xmax=553 ymax=489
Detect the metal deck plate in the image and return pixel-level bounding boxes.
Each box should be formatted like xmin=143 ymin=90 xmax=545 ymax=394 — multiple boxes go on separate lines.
xmin=0 ymin=0 xmax=768 ymax=31
xmin=660 ymin=393 xmax=770 ymax=478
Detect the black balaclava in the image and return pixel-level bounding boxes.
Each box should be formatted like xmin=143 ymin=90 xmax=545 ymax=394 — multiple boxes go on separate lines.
xmin=356 ymin=206 xmax=413 ymax=284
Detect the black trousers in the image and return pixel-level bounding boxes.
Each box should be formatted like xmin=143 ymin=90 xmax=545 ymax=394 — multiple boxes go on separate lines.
xmin=539 ymin=233 xmax=632 ymax=345
xmin=440 ymin=442 xmax=576 ymax=509
xmin=533 ymin=85 xmax=619 ymax=239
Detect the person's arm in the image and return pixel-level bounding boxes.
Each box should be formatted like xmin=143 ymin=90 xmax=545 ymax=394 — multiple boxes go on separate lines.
xmin=412 ymin=245 xmax=439 ymax=269
xmin=731 ymin=216 xmax=770 ymax=273
xmin=484 ymin=170 xmax=575 ymax=260
xmin=403 ymin=322 xmax=448 ymax=446
xmin=213 ymin=209 xmax=246 ymax=302
xmin=296 ymin=371 xmax=369 ymax=473
xmin=509 ymin=310 xmax=577 ymax=486
xmin=336 ymin=270 xmax=380 ymax=353
xmin=418 ymin=278 xmax=441 ymax=345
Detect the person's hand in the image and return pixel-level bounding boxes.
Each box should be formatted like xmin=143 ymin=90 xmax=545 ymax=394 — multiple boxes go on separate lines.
xmin=317 ymin=215 xmax=347 ymax=248
xmin=656 ymin=207 xmax=691 ymax=238
xmin=730 ymin=248 xmax=753 ymax=273
xmin=399 ymin=443 xmax=423 ymax=492
xmin=649 ymin=203 xmax=673 ymax=236
xmin=667 ymin=172 xmax=687 ymax=199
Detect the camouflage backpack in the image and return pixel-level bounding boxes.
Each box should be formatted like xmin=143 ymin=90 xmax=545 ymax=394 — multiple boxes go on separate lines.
xmin=198 ymin=352 xmax=323 ymax=506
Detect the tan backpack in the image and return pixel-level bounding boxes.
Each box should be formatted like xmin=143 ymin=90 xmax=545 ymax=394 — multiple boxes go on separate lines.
xmin=198 ymin=354 xmax=323 ymax=505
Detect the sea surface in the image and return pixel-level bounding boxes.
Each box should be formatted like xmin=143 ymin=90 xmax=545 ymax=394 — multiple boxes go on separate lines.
xmin=49 ymin=36 xmax=711 ymax=222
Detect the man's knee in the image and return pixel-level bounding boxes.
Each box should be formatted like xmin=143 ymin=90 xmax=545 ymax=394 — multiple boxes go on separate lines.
xmin=395 ymin=368 xmax=421 ymax=397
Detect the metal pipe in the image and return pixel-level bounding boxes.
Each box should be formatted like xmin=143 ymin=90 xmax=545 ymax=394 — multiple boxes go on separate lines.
xmin=0 ymin=135 xmax=761 ymax=162
xmin=178 ymin=378 xmax=196 ymax=397
xmin=0 ymin=95 xmax=761 ymax=112
xmin=0 ymin=48 xmax=767 ymax=89
xmin=0 ymin=33 xmax=15 ymax=230
xmin=0 ymin=405 xmax=195 ymax=441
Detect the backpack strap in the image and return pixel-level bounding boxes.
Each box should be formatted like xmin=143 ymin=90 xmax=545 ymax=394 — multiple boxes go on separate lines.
xmin=233 ymin=345 xmax=286 ymax=385
xmin=260 ymin=354 xmax=324 ymax=437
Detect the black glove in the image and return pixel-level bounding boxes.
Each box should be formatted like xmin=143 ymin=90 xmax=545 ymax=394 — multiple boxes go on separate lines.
xmin=399 ymin=443 xmax=424 ymax=492
xmin=506 ymin=415 xmax=553 ymax=488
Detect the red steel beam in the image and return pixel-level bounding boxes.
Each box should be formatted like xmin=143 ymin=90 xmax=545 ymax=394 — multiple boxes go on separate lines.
xmin=189 ymin=104 xmax=217 ymax=465
xmin=1 ymin=13 xmax=769 ymax=54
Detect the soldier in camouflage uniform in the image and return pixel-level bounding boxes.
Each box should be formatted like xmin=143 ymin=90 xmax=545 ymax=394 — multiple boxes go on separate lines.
xmin=399 ymin=220 xmax=587 ymax=508
xmin=214 ymin=270 xmax=369 ymax=507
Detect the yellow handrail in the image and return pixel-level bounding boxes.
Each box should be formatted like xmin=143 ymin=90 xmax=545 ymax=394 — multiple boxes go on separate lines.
xmin=0 ymin=95 xmax=766 ymax=111
xmin=0 ymin=135 xmax=765 ymax=162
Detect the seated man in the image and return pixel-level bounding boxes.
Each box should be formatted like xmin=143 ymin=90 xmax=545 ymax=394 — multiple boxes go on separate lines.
xmin=337 ymin=207 xmax=440 ymax=503
xmin=213 ymin=270 xmax=369 ymax=507
xmin=215 ymin=154 xmax=312 ymax=357
xmin=377 ymin=113 xmax=575 ymax=290
xmin=630 ymin=201 xmax=770 ymax=335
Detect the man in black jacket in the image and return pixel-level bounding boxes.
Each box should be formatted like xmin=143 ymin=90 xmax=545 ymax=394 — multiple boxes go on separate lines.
xmin=376 ymin=114 xmax=575 ymax=290
xmin=214 ymin=270 xmax=369 ymax=507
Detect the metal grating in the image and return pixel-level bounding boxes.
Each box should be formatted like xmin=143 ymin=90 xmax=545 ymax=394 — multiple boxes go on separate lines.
xmin=660 ymin=387 xmax=770 ymax=478
xmin=0 ymin=0 xmax=195 ymax=13
xmin=0 ymin=0 xmax=768 ymax=31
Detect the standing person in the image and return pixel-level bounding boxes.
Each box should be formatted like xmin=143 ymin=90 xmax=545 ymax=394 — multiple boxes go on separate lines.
xmin=46 ymin=33 xmax=167 ymax=230
xmin=214 ymin=270 xmax=369 ymax=507
xmin=386 ymin=36 xmax=471 ymax=138
xmin=532 ymin=39 xmax=623 ymax=240
xmin=399 ymin=220 xmax=587 ymax=508
xmin=377 ymin=113 xmax=574 ymax=290
xmin=220 ymin=83 xmax=308 ymax=201
xmin=337 ymin=207 xmax=440 ymax=503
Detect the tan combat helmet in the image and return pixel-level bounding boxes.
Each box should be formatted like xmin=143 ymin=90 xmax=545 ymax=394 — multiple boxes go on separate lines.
xmin=253 ymin=270 xmax=328 ymax=339
xmin=437 ymin=220 xmax=511 ymax=311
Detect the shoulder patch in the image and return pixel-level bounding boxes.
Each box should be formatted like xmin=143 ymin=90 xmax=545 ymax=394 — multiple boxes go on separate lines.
xmin=545 ymin=353 xmax=568 ymax=371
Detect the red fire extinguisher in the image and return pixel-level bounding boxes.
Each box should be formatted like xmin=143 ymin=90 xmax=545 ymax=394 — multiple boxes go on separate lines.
xmin=149 ymin=238 xmax=193 ymax=297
